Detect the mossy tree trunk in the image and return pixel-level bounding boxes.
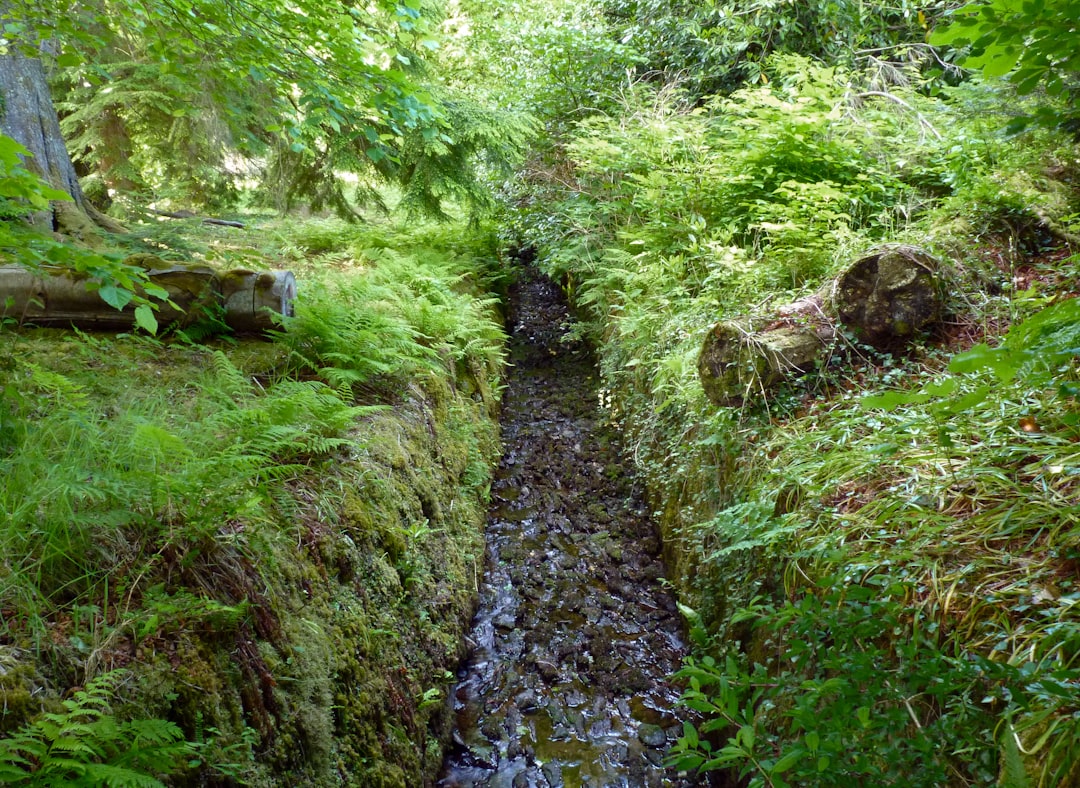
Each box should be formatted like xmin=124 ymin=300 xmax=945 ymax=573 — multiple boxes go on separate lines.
xmin=0 ymin=49 xmax=123 ymax=233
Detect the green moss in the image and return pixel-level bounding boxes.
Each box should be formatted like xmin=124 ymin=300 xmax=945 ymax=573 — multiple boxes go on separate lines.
xmin=123 ymin=253 xmax=173 ymax=271
xmin=0 ymin=251 xmax=503 ymax=787
xmin=0 ymin=649 xmax=44 ymax=735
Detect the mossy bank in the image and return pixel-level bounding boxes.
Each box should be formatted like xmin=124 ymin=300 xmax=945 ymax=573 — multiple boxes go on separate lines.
xmin=0 ymin=219 xmax=507 ymax=785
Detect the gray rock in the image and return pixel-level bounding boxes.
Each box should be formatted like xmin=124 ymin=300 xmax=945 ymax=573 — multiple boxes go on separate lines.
xmin=637 ymin=723 xmax=667 ymax=748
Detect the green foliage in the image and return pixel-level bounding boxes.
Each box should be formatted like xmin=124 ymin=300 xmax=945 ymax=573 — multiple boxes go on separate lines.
xmin=604 ymin=0 xmax=952 ymax=98
xmin=504 ymin=15 xmax=1080 ymax=778
xmin=671 ymin=575 xmax=1004 ymax=786
xmin=273 ymin=282 xmax=429 ymax=393
xmin=56 ymin=60 xmax=258 ymax=210
xmin=0 ymin=133 xmax=170 ymax=322
xmin=0 ymin=136 xmax=71 ymax=218
xmin=0 ymin=346 xmax=368 ymax=613
xmin=272 ymin=233 xmax=505 ymax=392
xmin=396 ymin=96 xmax=538 ymax=219
xmin=0 ymin=671 xmax=196 ymax=786
xmin=929 ymin=0 xmax=1080 ymax=134
xmin=530 ymin=55 xmax=932 ymax=311
xmin=434 ymin=0 xmax=644 ymax=139
xmin=513 ymin=56 xmax=961 ymax=510
xmin=5 ymin=0 xmax=533 ymax=217
xmin=951 ymin=296 xmax=1080 ymax=387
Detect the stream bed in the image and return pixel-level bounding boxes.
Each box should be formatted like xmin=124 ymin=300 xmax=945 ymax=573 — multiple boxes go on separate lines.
xmin=438 ymin=268 xmax=697 ymax=788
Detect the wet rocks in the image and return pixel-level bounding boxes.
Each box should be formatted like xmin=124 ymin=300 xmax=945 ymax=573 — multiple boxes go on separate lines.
xmin=438 ymin=268 xmax=698 ymax=787
xmin=638 ymin=724 xmax=668 ymax=748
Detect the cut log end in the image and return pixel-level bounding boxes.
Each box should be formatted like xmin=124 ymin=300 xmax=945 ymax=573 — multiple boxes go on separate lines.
xmin=221 ymin=270 xmax=298 ymax=333
xmin=831 ymin=245 xmax=941 ymax=347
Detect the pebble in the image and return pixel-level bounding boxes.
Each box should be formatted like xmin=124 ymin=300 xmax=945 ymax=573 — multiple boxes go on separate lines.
xmin=637 ymin=723 xmax=668 ymax=748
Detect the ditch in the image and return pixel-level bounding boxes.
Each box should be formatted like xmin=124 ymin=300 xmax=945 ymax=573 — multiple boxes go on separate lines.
xmin=437 ymin=267 xmax=697 ymax=788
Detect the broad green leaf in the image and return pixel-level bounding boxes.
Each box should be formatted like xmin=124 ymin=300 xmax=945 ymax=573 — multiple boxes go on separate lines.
xmin=682 ymin=721 xmax=699 ymax=749
xmin=142 ymin=283 xmax=171 ymax=301
xmin=949 ymin=344 xmax=1020 ymax=382
xmin=928 ymin=16 xmax=980 ymax=45
xmin=737 ymin=724 xmax=755 ymax=750
xmin=134 ymin=304 xmax=158 ymax=334
xmin=56 ymin=49 xmax=82 ymax=68
xmin=771 ymin=749 xmax=803 ymax=774
xmin=931 ymin=384 xmax=991 ymax=416
xmin=98 ymin=283 xmax=134 ymax=311
xmin=861 ymin=389 xmax=928 ymax=411
xmin=981 ymin=45 xmax=1023 ymax=76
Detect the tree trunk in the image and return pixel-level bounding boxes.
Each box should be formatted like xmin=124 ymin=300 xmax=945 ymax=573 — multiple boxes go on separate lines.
xmin=0 ymin=50 xmax=124 ymax=232
xmin=699 ymin=246 xmax=943 ymax=406
xmin=0 ymin=258 xmax=296 ymax=334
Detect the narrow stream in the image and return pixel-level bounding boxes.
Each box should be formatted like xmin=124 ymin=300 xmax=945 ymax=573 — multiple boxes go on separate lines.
xmin=438 ymin=268 xmax=697 ymax=788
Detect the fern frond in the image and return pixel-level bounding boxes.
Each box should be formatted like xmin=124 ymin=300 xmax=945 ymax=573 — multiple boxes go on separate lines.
xmin=208 ymin=351 xmax=251 ymax=401
xmin=0 ymin=670 xmax=195 ymax=786
xmin=80 ymin=762 xmax=168 ymax=787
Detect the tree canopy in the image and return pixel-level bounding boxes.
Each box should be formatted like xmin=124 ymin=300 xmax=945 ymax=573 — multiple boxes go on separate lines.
xmin=1 ymin=0 xmax=532 ymax=216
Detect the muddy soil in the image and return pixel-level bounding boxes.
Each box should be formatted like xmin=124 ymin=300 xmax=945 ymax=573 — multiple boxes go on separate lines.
xmin=438 ymin=268 xmax=698 ymax=788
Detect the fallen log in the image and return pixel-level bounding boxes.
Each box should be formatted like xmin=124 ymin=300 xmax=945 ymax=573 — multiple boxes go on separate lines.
xmin=150 ymin=209 xmax=246 ymax=228
xmin=698 ymin=312 xmax=835 ymax=406
xmin=220 ymin=269 xmax=297 ymax=333
xmin=0 ymin=256 xmax=295 ymax=335
xmin=698 ymin=245 xmax=942 ymax=406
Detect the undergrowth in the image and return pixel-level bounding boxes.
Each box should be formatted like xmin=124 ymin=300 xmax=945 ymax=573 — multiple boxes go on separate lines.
xmin=0 ymin=671 xmax=199 ymax=786
xmin=0 ymin=215 xmax=507 ymax=783
xmin=513 ymin=51 xmax=1080 ymax=785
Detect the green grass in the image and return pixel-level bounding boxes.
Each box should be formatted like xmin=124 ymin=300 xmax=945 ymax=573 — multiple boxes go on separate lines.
xmin=0 ymin=214 xmax=507 ymax=784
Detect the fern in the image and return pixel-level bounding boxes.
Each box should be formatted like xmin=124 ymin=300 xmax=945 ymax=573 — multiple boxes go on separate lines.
xmin=270 ymin=276 xmax=438 ymax=389
xmin=0 ymin=671 xmax=196 ymax=787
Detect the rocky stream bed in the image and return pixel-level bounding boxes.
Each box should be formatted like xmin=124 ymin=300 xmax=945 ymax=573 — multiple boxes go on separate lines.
xmin=438 ymin=269 xmax=698 ymax=787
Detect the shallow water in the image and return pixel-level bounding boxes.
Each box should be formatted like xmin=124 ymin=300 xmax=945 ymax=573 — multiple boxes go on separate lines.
xmin=437 ymin=269 xmax=698 ymax=788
